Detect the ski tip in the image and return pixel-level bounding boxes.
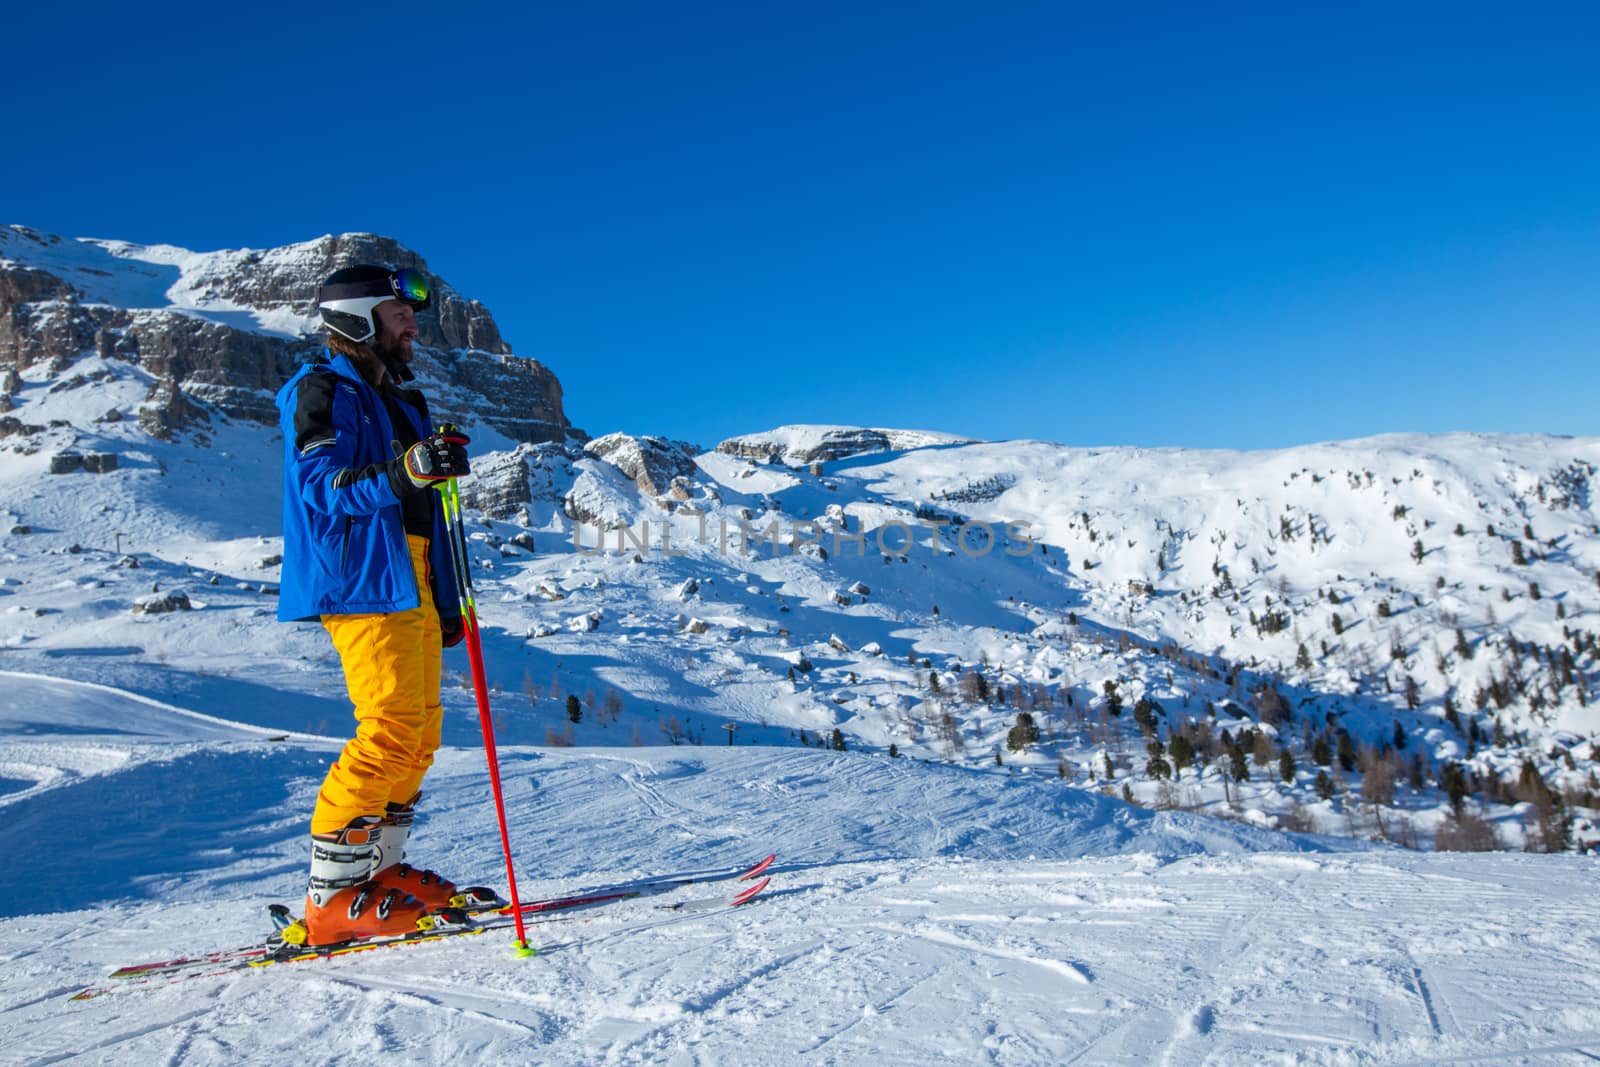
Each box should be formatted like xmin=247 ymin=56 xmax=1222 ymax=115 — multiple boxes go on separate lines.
xmin=741 ymin=854 xmax=777 ymax=880
xmin=731 ymin=876 xmax=771 ymax=906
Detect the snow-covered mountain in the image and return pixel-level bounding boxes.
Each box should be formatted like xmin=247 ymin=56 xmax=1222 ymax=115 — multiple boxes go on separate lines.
xmin=4 ymin=227 xmax=1598 ymax=1063
xmin=3 ymin=225 xmax=1596 ymax=850
xmin=0 ymin=224 xmax=568 ymax=446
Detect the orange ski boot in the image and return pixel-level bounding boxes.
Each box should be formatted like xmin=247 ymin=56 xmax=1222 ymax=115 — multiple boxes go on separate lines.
xmin=303 ymin=815 xmax=430 ymax=945
xmin=303 ymin=881 xmax=431 ymax=946
xmin=372 ymin=862 xmax=459 ymax=911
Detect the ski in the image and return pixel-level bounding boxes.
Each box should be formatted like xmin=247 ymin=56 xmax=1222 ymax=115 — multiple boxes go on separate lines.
xmin=509 ymin=851 xmax=775 ymax=917
xmin=70 ymin=870 xmax=772 ymax=1002
xmin=103 ymin=887 xmax=509 ymax=980
xmin=77 ymin=853 xmax=776 ymax=997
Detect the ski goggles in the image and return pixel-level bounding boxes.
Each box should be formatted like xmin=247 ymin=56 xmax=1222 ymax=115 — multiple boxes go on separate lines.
xmin=387 ymin=268 xmax=432 ymax=309
xmin=319 ymin=267 xmax=432 ymax=311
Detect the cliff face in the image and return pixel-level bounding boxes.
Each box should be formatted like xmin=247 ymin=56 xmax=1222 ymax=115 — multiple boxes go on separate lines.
xmin=0 ymin=226 xmax=568 ymax=443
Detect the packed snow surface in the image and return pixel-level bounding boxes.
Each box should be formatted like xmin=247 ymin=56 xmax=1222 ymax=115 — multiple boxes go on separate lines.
xmin=1 ymin=675 xmax=1597 ymax=1065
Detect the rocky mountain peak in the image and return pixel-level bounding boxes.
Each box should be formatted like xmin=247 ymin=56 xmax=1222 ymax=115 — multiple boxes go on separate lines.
xmin=0 ymin=225 xmax=567 ymax=443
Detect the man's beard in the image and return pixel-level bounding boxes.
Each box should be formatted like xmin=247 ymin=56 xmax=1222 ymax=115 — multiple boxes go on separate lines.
xmin=373 ymin=332 xmax=415 ymax=383
xmin=374 ymin=331 xmax=412 ymax=366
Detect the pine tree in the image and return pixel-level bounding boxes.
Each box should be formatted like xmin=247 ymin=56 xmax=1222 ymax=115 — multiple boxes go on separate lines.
xmin=566 ymin=694 xmax=582 ymax=724
xmin=1337 ymin=731 xmax=1357 ymax=772
xmin=1314 ymin=770 xmax=1335 ymax=800
xmin=1443 ymin=695 xmax=1461 ymax=731
xmin=1006 ymin=711 xmax=1040 ymax=752
xmin=831 ymin=728 xmax=847 ymax=752
xmin=1133 ymin=699 xmax=1158 ymax=735
xmin=1438 ymin=761 xmax=1467 ymax=814
xmin=1278 ymin=748 xmax=1296 ymax=784
xmin=1169 ymin=734 xmax=1195 ymax=778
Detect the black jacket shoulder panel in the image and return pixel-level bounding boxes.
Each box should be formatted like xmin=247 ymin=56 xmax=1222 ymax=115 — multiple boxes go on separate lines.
xmin=292 ymin=369 xmax=342 ymax=454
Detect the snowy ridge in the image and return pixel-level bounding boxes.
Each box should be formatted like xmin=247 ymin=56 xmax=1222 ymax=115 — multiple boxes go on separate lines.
xmin=0 ymin=224 xmax=326 ymax=338
xmin=1 ymin=331 xmax=1596 ymax=848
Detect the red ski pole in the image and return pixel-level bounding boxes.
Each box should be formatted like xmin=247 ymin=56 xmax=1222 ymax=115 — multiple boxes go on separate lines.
xmin=438 ymin=477 xmax=533 ymax=956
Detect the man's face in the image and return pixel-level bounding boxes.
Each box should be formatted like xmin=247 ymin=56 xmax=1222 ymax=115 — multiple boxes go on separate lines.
xmin=373 ymin=300 xmax=418 ymax=363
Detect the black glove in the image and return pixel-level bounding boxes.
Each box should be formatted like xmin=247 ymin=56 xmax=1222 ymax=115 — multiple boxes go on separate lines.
xmin=440 ymin=615 xmax=465 ymax=648
xmin=391 ymin=425 xmax=470 ymax=494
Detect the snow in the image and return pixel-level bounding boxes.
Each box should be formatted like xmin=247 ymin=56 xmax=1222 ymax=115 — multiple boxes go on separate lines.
xmin=2 ymin=677 xmax=1598 ymax=1063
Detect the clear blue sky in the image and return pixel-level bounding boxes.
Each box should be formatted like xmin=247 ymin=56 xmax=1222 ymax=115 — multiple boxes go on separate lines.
xmin=9 ymin=4 xmax=1598 ymax=450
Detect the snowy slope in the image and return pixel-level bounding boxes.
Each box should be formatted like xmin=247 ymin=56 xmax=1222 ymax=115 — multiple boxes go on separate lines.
xmin=5 ymin=677 xmax=1600 ymax=1065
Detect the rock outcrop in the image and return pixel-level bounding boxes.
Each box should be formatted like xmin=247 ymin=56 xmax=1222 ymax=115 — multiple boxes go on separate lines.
xmin=714 ymin=425 xmax=976 ymax=468
xmin=716 ymin=427 xmax=891 ymax=467
xmin=0 ymin=226 xmax=569 ymax=444
xmin=585 ymin=433 xmax=700 ymax=498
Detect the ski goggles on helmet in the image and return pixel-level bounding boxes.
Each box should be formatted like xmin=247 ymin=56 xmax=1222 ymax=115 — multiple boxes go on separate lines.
xmin=317 ymin=268 xmax=432 ymax=343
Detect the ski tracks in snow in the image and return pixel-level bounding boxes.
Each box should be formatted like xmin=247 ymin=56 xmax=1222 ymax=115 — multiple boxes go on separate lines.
xmin=10 ymin=740 xmax=1600 ymax=1065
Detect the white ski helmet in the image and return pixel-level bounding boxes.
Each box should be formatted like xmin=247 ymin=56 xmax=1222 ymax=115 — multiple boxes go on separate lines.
xmin=317 ymin=265 xmax=432 ymax=344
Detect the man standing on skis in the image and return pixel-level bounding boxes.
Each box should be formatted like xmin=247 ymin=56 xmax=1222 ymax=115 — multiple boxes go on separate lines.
xmin=275 ymin=264 xmax=472 ymax=945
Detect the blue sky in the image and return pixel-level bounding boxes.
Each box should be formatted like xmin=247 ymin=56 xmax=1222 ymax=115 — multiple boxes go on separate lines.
xmin=8 ymin=4 xmax=1598 ymax=450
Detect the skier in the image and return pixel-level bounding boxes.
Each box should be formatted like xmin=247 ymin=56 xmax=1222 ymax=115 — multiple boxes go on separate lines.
xmin=275 ymin=264 xmax=472 ymax=945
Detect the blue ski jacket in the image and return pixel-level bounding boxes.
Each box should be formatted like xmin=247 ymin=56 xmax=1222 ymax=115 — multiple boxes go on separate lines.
xmin=275 ymin=351 xmax=461 ymax=624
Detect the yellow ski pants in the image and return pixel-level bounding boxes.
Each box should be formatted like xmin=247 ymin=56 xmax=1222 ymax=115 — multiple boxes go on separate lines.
xmin=310 ymin=535 xmax=443 ymax=835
